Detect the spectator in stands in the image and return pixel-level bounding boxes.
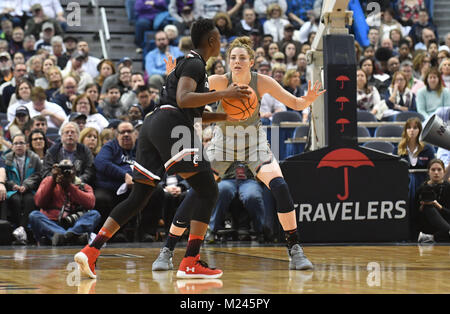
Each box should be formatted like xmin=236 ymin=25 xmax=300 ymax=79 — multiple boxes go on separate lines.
xmin=79 ymin=127 xmax=101 ymax=157
xmin=412 ymin=51 xmax=431 ymax=81
xmin=207 ymin=162 xmax=267 ymax=243
xmin=267 ymin=42 xmax=279 ymax=64
xmin=30 ymin=159 xmax=100 ymax=246
xmin=283 ymin=69 xmax=303 ymax=98
xmin=28 ymin=129 xmax=48 ymax=163
xmin=62 ymin=51 xmax=94 ymax=94
xmin=379 ymin=8 xmax=403 ymax=41
xmin=134 ymin=0 xmax=168 ymax=49
xmin=357 ymin=68 xmax=381 ymax=114
xmin=400 ymin=60 xmax=425 ymax=95
xmin=389 ymin=29 xmax=403 ymax=52
xmin=259 ymin=62 xmax=285 ymax=125
xmin=144 ymin=30 xmax=183 ymax=90
xmin=168 ymin=1 xmax=195 ymax=36
xmin=0 ymin=2 xmax=24 ymax=27
xmin=416 ymin=159 xmax=450 ymax=243
xmin=359 ymin=57 xmax=386 ymax=96
xmin=24 ymin=0 xmax=67 ymax=29
xmin=26 ymin=86 xmax=66 ymax=128
xmin=440 ymin=58 xmax=450 ymax=92
xmin=397 ymin=0 xmax=425 ymax=26
xmin=263 ymin=3 xmax=290 ymax=43
xmin=134 ymin=85 xmax=156 ymax=116
xmin=279 ymin=24 xmax=302 ymax=54
xmin=409 ymin=9 xmax=438 ymax=46
xmin=427 ymin=39 xmax=440 ymax=67
xmin=102 ymin=65 xmax=133 ymax=100
xmin=4 ymin=133 xmax=41 ymax=245
xmin=398 ymin=39 xmax=413 ymax=63
xmin=254 ymin=0 xmax=287 ymax=19
xmin=396 ymin=117 xmax=435 ymax=207
xmin=84 ymin=83 xmax=100 ymax=110
xmin=61 ymin=35 xmax=77 ymax=61
xmin=293 ymin=10 xmax=319 ymax=45
xmin=416 ymin=68 xmax=450 ymax=120
xmin=68 ymin=112 xmax=87 ymax=132
xmin=69 ymin=41 xmax=101 ymax=79
xmin=34 ymin=57 xmax=56 ymax=90
xmin=12 ymin=52 xmax=25 ymax=66
xmin=34 ymin=22 xmax=56 ymax=53
xmin=98 ymin=85 xmax=127 ymax=120
xmin=42 ymin=121 xmax=95 ymax=185
xmin=0 ymin=51 xmax=13 ymax=87
xmin=20 ymin=35 xmax=36 ymax=61
xmin=271 ymin=62 xmax=286 ymax=86
xmin=50 ymin=36 xmax=66 ymax=68
xmin=437 ymin=48 xmax=450 ymax=68
xmin=414 ymin=27 xmax=436 ymax=51
xmin=95 ymin=59 xmax=116 ymax=92
xmin=282 ymin=42 xmax=298 ymax=70
xmin=6 ymin=105 xmax=30 ymax=141
xmin=384 ymin=71 xmax=417 ymax=120
xmin=234 ymin=7 xmax=263 ymax=37
xmin=214 ymin=12 xmax=235 ymax=45
xmin=127 ymin=104 xmax=144 ymax=123
xmin=44 ymin=66 xmax=63 ymax=99
xmin=385 ymin=56 xmax=401 ymax=86
xmin=206 ymin=57 xmax=226 ymax=76
xmin=368 ymin=27 xmax=380 ymax=50
xmin=7 ymin=79 xmax=32 ymax=123
xmin=24 ymin=4 xmax=63 ymax=39
xmin=68 ymin=93 xmax=109 ymax=133
xmin=9 ymin=26 xmax=24 ymax=56
xmin=121 ymin=72 xmax=146 ymax=109
xmin=0 ymin=62 xmax=27 ymax=110
xmin=50 ymin=75 xmax=78 ymax=114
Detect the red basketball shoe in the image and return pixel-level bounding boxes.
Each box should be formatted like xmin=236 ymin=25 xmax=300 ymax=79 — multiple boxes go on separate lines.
xmin=74 ymin=245 xmax=100 ymax=279
xmin=176 ymin=255 xmax=223 ymax=279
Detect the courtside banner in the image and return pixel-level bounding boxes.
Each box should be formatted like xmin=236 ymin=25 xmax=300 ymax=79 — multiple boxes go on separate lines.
xmin=281 ymin=145 xmax=411 ymax=243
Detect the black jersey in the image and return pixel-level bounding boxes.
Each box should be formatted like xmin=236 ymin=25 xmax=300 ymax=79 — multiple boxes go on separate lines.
xmin=159 ymin=50 xmax=209 ymax=124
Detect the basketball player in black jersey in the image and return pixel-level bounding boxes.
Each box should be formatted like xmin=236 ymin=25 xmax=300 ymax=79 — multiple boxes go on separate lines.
xmin=74 ymin=19 xmax=250 ymax=279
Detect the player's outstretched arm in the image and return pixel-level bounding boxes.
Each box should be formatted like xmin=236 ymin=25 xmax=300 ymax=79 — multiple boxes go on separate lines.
xmin=258 ymin=74 xmax=326 ymax=111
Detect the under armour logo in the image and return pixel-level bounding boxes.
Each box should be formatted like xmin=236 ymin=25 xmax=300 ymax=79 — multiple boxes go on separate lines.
xmin=186 ymin=267 xmax=195 ymax=272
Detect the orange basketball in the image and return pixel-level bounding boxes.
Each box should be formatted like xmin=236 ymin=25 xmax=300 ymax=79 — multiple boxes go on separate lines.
xmin=221 ymin=85 xmax=258 ymax=121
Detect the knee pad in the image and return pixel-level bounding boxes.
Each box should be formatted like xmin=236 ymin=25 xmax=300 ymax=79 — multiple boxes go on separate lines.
xmin=269 ymin=177 xmax=294 ymax=214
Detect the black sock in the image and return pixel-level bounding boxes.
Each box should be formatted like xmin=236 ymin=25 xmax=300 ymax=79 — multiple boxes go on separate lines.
xmin=184 ymin=235 xmax=204 ymax=257
xmin=284 ymin=228 xmax=299 ymax=249
xmin=165 ymin=232 xmax=181 ymax=251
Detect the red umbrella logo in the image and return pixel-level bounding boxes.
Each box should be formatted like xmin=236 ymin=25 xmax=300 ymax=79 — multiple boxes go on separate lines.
xmin=336 ymin=96 xmax=349 ymax=111
xmin=336 ymin=75 xmax=350 ymax=89
xmin=317 ymin=148 xmax=374 ymax=201
xmin=336 ymin=118 xmax=350 ymax=132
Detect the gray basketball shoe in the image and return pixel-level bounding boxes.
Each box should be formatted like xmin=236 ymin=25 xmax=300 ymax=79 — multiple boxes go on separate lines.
xmin=152 ymin=247 xmax=174 ymax=271
xmin=288 ymin=244 xmax=314 ymax=270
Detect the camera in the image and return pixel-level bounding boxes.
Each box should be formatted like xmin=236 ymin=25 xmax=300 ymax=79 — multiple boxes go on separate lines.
xmin=58 ymin=164 xmax=74 ymax=176
xmin=61 ymin=211 xmax=84 ymax=228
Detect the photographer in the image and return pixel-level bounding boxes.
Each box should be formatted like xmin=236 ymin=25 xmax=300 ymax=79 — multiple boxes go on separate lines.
xmin=29 ymin=159 xmax=100 ymax=246
xmin=415 ymin=159 xmax=450 ymax=243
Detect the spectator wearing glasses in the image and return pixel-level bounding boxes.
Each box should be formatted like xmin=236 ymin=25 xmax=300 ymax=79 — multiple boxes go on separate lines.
xmin=42 ymin=122 xmax=95 ymax=186
xmin=28 ymin=129 xmax=49 ymax=163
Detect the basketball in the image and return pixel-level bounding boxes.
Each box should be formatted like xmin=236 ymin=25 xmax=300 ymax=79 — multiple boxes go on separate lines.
xmin=221 ymin=85 xmax=258 ymax=120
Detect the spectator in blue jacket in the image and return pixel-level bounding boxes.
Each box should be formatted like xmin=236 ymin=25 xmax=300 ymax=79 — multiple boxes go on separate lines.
xmin=134 ymin=0 xmax=169 ymax=48
xmin=144 ymin=30 xmax=184 ymax=90
xmin=4 ymin=134 xmax=42 ymax=245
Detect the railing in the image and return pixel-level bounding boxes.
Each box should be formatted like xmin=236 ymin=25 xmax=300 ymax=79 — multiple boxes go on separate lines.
xmin=97 ymin=4 xmax=110 ymax=59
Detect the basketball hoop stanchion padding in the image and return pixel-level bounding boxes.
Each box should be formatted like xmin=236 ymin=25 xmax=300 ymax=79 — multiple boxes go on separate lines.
xmin=323 ymin=34 xmax=357 ymax=147
xmin=279 ymin=33 xmax=412 ymax=243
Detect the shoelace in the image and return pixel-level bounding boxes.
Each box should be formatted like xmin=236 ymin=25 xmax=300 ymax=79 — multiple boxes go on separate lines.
xmin=196 ymin=259 xmax=216 ymax=270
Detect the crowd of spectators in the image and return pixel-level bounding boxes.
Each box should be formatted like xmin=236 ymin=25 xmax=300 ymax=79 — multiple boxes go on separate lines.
xmin=0 ymin=0 xmax=449 ymax=246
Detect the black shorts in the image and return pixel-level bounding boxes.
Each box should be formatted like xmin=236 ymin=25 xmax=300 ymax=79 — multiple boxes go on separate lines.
xmin=132 ymin=105 xmax=211 ymax=184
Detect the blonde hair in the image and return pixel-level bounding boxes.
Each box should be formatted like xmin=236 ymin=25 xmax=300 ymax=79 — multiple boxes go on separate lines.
xmin=282 ymin=69 xmax=300 ymax=86
xmin=79 ymin=127 xmax=101 ymax=155
xmin=226 ymin=36 xmax=255 ymax=61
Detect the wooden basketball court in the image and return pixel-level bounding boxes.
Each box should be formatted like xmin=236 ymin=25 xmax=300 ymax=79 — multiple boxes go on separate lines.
xmin=0 ymin=243 xmax=448 ymax=294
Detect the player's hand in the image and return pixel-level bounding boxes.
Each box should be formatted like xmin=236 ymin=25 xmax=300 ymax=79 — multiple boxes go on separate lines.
xmin=164 ymin=56 xmax=176 ymax=74
xmin=223 ymin=83 xmax=251 ymax=100
xmin=298 ymin=80 xmax=326 ymax=108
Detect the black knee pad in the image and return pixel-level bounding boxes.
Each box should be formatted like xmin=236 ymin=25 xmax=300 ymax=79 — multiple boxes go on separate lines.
xmin=186 ymin=171 xmax=219 ymax=224
xmin=269 ymin=177 xmax=294 ymax=214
